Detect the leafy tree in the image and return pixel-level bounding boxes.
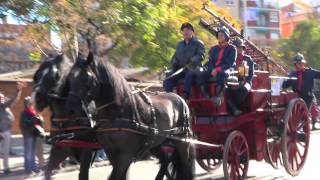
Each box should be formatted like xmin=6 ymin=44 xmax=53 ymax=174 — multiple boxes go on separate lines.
xmin=0 ymin=0 xmax=239 ymax=70
xmin=274 ymin=19 xmax=320 ymax=69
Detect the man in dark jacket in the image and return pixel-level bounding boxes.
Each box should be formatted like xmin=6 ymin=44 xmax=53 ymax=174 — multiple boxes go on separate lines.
xmin=163 ymin=22 xmax=205 ymax=99
xmin=282 ymin=53 xmax=320 ymax=129
xmin=197 ymin=26 xmax=237 ymax=105
xmin=227 ymin=37 xmax=254 ymax=115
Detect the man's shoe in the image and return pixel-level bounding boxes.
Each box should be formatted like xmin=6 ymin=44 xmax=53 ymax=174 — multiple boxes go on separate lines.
xmin=233 ymin=109 xmax=242 ymax=116
xmin=312 ymin=122 xmax=318 ymax=130
xmin=4 ymin=169 xmax=11 ymax=174
xmin=212 ymin=96 xmax=223 ymax=106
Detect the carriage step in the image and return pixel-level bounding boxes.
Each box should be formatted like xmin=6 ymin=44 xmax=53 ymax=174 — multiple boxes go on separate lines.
xmin=55 ymin=140 xmax=101 ymax=149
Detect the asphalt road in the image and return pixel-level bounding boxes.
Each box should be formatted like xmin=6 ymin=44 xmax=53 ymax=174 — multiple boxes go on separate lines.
xmin=3 ymin=131 xmax=320 ymax=180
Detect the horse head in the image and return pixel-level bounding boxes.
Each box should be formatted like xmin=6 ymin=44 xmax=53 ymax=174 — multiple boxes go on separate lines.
xmin=66 ymin=51 xmax=130 ymax=117
xmin=33 ymin=54 xmax=73 ymax=112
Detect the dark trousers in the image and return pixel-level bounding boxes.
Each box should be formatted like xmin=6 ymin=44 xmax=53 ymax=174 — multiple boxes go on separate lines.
xmin=227 ymin=83 xmax=250 ymax=107
xmin=197 ymin=71 xmax=227 ymax=87
xmin=301 ymin=95 xmax=317 ymax=109
xmin=163 ymin=70 xmax=195 ymax=96
xmin=196 ymin=71 xmax=228 ymax=96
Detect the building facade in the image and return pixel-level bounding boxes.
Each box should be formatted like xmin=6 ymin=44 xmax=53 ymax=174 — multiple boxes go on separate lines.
xmin=211 ymin=0 xmax=281 ymax=48
xmin=211 ymin=0 xmax=241 ymax=19
xmin=240 ymin=0 xmax=281 ymax=47
xmin=280 ymin=0 xmax=313 ymax=38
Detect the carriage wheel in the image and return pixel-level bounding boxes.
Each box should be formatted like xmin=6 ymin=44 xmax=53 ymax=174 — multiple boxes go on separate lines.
xmin=197 ymin=157 xmax=222 ymax=172
xmin=265 ymin=128 xmax=283 ymax=169
xmin=165 ymin=161 xmax=177 ymax=180
xmin=281 ymin=98 xmax=310 ymax=176
xmin=223 ymin=131 xmax=249 ymax=180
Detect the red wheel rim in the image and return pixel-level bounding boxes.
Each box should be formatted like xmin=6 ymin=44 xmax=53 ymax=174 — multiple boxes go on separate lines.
xmin=197 ymin=157 xmax=222 ymax=172
xmin=223 ymin=131 xmax=249 ymax=180
xmin=282 ymin=99 xmax=310 ymax=176
xmin=266 ymin=129 xmax=283 ymax=169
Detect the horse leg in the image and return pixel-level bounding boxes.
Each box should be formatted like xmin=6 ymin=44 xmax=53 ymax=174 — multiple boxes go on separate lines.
xmin=155 ymin=159 xmax=169 ymax=180
xmin=45 ymin=146 xmax=71 ymax=180
xmin=173 ymin=142 xmax=195 ymax=180
xmin=150 ymin=147 xmax=169 ymax=180
xmin=78 ymin=149 xmax=94 ymax=180
xmin=107 ymin=150 xmax=133 ymax=180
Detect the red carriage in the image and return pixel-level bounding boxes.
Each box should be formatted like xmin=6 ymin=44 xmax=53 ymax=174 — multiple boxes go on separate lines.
xmin=173 ymin=5 xmax=311 ymax=179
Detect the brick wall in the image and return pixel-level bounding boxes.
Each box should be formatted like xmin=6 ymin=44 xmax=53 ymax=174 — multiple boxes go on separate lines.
xmin=0 ymin=80 xmax=163 ymax=134
xmin=0 ymin=80 xmax=51 ymax=134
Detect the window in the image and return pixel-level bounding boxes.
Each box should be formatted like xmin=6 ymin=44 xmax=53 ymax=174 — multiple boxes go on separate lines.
xmin=270 ymin=31 xmax=279 ymax=40
xmin=270 ymin=12 xmax=279 ymax=23
xmin=225 ymin=0 xmax=235 ymax=6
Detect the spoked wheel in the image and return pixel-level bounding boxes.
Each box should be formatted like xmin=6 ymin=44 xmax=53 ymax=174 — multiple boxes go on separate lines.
xmin=223 ymin=131 xmax=249 ymax=180
xmin=165 ymin=161 xmax=177 ymax=180
xmin=281 ymin=98 xmax=310 ymax=176
xmin=197 ymin=157 xmax=222 ymax=172
xmin=265 ymin=128 xmax=283 ymax=169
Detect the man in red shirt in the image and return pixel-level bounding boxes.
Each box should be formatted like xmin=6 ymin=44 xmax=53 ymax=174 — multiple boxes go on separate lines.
xmin=197 ymin=26 xmax=236 ymax=106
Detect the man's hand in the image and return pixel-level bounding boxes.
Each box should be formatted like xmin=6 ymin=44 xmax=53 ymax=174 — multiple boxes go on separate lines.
xmin=17 ymin=81 xmax=27 ymax=91
xmin=211 ymin=69 xmax=218 ymax=77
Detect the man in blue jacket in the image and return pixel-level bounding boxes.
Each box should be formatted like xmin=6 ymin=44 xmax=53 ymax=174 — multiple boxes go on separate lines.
xmin=282 ymin=53 xmax=320 ymax=129
xmin=197 ymin=26 xmax=237 ymax=106
xmin=227 ymin=37 xmax=254 ymax=115
xmin=163 ymin=22 xmax=205 ymax=99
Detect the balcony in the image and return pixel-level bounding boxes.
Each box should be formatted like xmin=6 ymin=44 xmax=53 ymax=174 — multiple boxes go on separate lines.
xmin=247 ymin=21 xmax=279 ymax=28
xmin=241 ymin=0 xmax=280 ymax=10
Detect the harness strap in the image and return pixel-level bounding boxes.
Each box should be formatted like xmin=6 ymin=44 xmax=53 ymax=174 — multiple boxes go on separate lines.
xmin=95 ymin=128 xmax=146 ymax=135
xmin=50 ymin=126 xmax=90 ymax=132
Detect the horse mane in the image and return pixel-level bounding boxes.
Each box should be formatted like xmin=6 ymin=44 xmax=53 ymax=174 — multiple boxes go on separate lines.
xmin=35 ymin=54 xmax=73 ymax=96
xmin=93 ymin=58 xmax=150 ymax=121
xmin=55 ymin=54 xmax=73 ymax=93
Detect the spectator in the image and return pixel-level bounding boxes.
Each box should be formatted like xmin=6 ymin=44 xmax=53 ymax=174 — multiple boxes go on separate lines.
xmin=95 ymin=149 xmax=107 ymax=162
xmin=0 ymin=81 xmax=26 ymax=174
xmin=20 ymin=96 xmax=44 ymax=174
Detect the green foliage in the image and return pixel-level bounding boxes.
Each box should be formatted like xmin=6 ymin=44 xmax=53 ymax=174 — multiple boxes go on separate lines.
xmin=29 ymin=51 xmax=42 ymax=62
xmin=275 ymin=20 xmax=320 ymax=69
xmin=0 ymin=0 xmax=239 ymax=70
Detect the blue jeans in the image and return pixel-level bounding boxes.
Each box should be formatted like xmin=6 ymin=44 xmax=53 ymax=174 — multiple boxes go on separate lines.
xmin=95 ymin=149 xmax=107 ymax=161
xmin=23 ymin=134 xmax=38 ymax=172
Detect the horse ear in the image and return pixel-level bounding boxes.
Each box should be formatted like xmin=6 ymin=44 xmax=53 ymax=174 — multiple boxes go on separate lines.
xmin=87 ymin=51 xmax=94 ymax=65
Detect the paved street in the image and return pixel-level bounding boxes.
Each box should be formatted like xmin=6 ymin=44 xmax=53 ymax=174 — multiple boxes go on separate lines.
xmin=1 ymin=131 xmax=320 ymax=180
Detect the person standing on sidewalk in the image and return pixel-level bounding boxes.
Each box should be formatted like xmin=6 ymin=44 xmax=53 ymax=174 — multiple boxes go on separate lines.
xmin=20 ymin=96 xmax=45 ymax=174
xmin=0 ymin=81 xmax=26 ymax=174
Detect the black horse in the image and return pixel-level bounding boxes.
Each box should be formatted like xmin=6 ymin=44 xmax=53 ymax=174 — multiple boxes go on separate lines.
xmin=33 ymin=54 xmax=96 ymax=180
xmin=65 ymin=52 xmax=195 ymax=180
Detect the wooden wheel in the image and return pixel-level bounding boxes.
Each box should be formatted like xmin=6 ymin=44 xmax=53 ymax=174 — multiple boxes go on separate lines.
xmin=197 ymin=156 xmax=222 ymax=172
xmin=265 ymin=128 xmax=283 ymax=169
xmin=165 ymin=161 xmax=177 ymax=180
xmin=223 ymin=131 xmax=249 ymax=180
xmin=281 ymin=98 xmax=310 ymax=176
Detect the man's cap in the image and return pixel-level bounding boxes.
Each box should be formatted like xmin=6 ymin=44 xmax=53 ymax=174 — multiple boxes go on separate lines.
xmin=293 ymin=53 xmax=307 ymax=63
xmin=233 ymin=37 xmax=246 ymax=48
xmin=216 ymin=26 xmax=230 ymax=39
xmin=180 ymin=22 xmax=194 ymax=32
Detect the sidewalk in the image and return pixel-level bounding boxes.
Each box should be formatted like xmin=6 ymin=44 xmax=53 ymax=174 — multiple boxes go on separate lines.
xmin=0 ymin=134 xmax=109 ymax=179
